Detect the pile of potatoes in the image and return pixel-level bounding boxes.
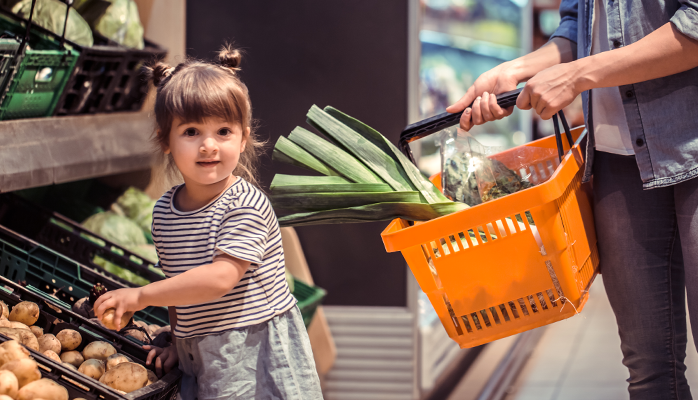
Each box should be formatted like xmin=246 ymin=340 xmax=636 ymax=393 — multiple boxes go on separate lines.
xmin=0 ymin=300 xmax=158 ymax=399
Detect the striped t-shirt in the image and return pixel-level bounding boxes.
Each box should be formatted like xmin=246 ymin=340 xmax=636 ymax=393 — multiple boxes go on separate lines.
xmin=152 ymin=177 xmax=295 ymax=339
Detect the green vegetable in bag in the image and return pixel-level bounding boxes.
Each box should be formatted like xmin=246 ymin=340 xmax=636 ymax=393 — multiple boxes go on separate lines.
xmin=12 ymin=0 xmax=94 ymax=47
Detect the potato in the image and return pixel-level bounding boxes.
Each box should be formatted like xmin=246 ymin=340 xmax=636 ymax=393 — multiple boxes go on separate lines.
xmin=71 ymin=298 xmax=94 ymax=320
xmin=0 ymin=370 xmax=18 ymax=398
xmin=133 ymin=320 xmax=148 ymax=329
xmin=29 ymin=327 xmax=43 ymax=339
xmin=42 ymin=350 xmax=61 ymax=363
xmin=16 ymin=330 xmax=39 ymax=352
xmin=55 ymin=330 xmax=80 ymax=352
xmin=0 ymin=328 xmax=22 ymax=342
xmin=105 ymin=354 xmax=131 ymax=371
xmin=0 ymin=321 xmax=10 ymax=329
xmin=9 ymin=302 xmax=39 ymax=326
xmin=82 ymin=341 xmax=116 ymax=361
xmin=59 ymin=351 xmax=83 ymax=368
xmin=61 ymin=362 xmax=77 ymax=371
xmin=0 ymin=395 xmax=12 ymax=400
xmin=146 ymin=369 xmax=158 ymax=386
xmin=37 ymin=335 xmax=60 ymax=355
xmin=147 ymin=324 xmax=160 ymax=336
xmin=0 ymin=301 xmax=9 ymax=320
xmin=0 ymin=340 xmax=30 ymax=366
xmin=123 ymin=328 xmax=146 ymax=343
xmin=100 ymin=309 xmax=133 ymax=331
xmin=0 ymin=359 xmax=40 ymax=388
xmin=78 ymin=359 xmax=104 ymax=380
xmin=9 ymin=322 xmax=30 ymax=331
xmin=152 ymin=325 xmax=171 ymax=337
xmin=98 ymin=362 xmax=147 ymax=393
xmin=17 ymin=378 xmax=68 ymax=400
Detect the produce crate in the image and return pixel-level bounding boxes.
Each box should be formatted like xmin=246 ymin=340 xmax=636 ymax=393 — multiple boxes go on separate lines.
xmin=382 ymin=122 xmax=598 ymax=349
xmin=0 ymin=223 xmax=169 ymax=327
xmin=0 ymin=37 xmax=19 ymax=102
xmin=0 ymin=193 xmax=165 ymax=286
xmin=0 ymin=9 xmax=78 ymax=119
xmin=54 ymin=37 xmax=166 ymax=115
xmin=0 ymin=8 xmax=166 ymax=116
xmin=293 ymin=278 xmax=326 ymax=328
xmin=0 ymin=275 xmax=181 ymax=400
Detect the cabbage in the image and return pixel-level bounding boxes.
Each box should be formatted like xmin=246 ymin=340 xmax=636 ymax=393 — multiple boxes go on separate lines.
xmin=82 ymin=211 xmax=147 ymax=248
xmin=12 ymin=0 xmax=94 ymax=47
xmin=115 ymin=187 xmax=156 ymax=238
xmin=78 ymin=0 xmax=143 ymax=49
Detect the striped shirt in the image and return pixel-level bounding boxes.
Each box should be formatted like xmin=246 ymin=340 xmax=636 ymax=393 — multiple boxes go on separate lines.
xmin=152 ymin=177 xmax=295 ymax=339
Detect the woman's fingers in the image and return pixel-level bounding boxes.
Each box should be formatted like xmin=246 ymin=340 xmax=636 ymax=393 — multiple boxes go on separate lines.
xmin=145 ymin=346 xmax=162 ymax=366
xmin=480 ymin=92 xmax=494 ymax=122
xmin=471 ymin=96 xmax=484 ymax=125
xmin=459 ymin=107 xmax=472 ymax=131
xmin=447 ymin=86 xmax=476 ymax=113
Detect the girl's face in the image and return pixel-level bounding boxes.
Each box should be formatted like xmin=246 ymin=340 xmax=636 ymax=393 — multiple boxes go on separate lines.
xmin=164 ymin=117 xmax=249 ymax=186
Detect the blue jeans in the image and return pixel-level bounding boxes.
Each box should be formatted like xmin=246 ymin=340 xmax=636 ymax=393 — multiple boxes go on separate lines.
xmin=594 ymin=151 xmax=698 ymax=399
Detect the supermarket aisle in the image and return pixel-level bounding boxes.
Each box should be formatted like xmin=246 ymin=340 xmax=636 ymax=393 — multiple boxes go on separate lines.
xmin=505 ymin=276 xmax=698 ymax=400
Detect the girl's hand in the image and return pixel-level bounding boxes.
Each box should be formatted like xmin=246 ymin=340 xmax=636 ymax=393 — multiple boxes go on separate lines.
xmin=516 ymin=62 xmax=582 ymax=120
xmin=93 ymin=287 xmax=144 ymax=330
xmin=446 ymin=62 xmax=520 ymax=131
xmin=143 ymin=344 xmax=179 ymax=378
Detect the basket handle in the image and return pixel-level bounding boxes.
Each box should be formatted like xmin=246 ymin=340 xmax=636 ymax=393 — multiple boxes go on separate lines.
xmin=18 ymin=0 xmax=37 ymax=53
xmin=398 ymin=88 xmax=574 ymax=164
xmin=59 ymin=0 xmax=74 ymax=50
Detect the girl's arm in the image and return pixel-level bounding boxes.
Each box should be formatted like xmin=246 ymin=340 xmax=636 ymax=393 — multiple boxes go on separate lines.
xmin=93 ymin=253 xmax=250 ymax=329
xmin=518 ymin=22 xmax=698 ymax=119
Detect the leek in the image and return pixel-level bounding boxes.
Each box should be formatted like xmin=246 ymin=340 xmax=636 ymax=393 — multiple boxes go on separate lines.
xmin=307 ymin=105 xmax=415 ymax=192
xmin=288 ymin=127 xmax=383 ymax=184
xmin=271 ymin=174 xmax=392 ymax=194
xmin=274 ymin=136 xmax=340 ymax=176
xmin=278 ymin=202 xmax=469 ymax=227
xmin=272 ymin=191 xmax=421 ymax=212
xmin=324 ymin=106 xmax=450 ymax=204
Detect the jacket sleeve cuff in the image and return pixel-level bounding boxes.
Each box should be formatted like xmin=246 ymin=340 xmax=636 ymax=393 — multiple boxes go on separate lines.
xmin=671 ymin=5 xmax=698 ymax=42
xmin=550 ymin=18 xmax=578 ymax=44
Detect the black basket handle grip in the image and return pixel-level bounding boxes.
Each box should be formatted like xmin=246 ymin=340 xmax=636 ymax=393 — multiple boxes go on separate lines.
xmin=399 ymin=87 xmax=523 ymax=163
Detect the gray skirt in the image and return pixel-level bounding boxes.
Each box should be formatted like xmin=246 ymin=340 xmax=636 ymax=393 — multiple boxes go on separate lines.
xmin=175 ymin=305 xmax=323 ymax=400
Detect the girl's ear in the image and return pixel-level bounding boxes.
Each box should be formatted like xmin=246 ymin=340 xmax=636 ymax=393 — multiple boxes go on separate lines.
xmin=159 ymin=130 xmax=171 ymax=154
xmin=241 ymin=126 xmax=250 ymax=153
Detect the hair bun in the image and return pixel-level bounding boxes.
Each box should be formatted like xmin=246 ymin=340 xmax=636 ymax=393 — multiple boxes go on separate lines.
xmin=218 ymin=44 xmax=242 ymax=72
xmin=144 ymin=61 xmax=173 ymax=87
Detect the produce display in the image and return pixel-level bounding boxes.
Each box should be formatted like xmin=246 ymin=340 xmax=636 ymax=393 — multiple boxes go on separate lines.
xmin=11 ymin=0 xmax=94 ymax=46
xmin=271 ymin=105 xmax=468 ymax=226
xmin=0 ymin=292 xmax=165 ymax=398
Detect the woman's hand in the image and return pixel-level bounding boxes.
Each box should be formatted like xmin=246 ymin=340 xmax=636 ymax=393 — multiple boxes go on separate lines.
xmin=446 ymin=61 xmax=520 ymax=131
xmin=93 ymin=287 xmax=144 ymax=330
xmin=516 ymin=62 xmax=582 ymax=120
xmin=143 ymin=344 xmax=179 ymax=378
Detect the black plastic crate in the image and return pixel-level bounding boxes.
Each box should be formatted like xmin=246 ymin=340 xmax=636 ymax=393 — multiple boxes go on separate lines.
xmin=0 ymin=275 xmax=180 ymax=400
xmin=0 ymin=193 xmax=165 ymax=286
xmin=54 ymin=36 xmax=166 ymax=115
xmin=0 ymin=223 xmax=169 ymax=327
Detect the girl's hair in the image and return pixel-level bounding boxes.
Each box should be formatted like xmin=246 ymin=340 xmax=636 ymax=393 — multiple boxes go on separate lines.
xmin=144 ymin=44 xmax=264 ymax=187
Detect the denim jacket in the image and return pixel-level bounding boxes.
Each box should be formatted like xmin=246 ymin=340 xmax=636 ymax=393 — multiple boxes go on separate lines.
xmin=551 ymin=0 xmax=698 ymax=189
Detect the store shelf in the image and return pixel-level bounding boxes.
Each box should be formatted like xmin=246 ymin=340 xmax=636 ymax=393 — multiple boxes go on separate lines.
xmin=0 ymin=112 xmax=155 ymax=192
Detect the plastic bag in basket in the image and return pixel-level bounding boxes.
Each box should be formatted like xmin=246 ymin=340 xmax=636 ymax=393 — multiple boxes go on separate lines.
xmin=439 ymin=128 xmax=558 ymax=206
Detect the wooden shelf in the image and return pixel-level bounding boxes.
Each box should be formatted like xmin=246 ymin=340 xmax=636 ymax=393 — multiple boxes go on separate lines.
xmin=0 ymin=112 xmax=155 ymax=192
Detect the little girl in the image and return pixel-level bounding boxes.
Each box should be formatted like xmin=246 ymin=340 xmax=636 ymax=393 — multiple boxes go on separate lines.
xmin=93 ymin=45 xmax=323 ymax=400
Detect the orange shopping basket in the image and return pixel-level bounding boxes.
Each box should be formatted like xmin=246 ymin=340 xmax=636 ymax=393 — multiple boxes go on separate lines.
xmin=382 ymin=99 xmax=598 ymax=349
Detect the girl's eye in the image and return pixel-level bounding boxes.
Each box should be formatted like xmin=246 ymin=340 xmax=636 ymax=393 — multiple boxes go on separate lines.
xmin=218 ymin=128 xmax=232 ymax=136
xmin=184 ymin=128 xmax=197 ymax=137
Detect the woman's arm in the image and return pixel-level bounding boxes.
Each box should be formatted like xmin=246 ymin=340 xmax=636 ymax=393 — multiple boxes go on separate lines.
xmin=518 ymin=22 xmax=698 ymax=119
xmin=93 ymin=253 xmax=250 ymax=329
